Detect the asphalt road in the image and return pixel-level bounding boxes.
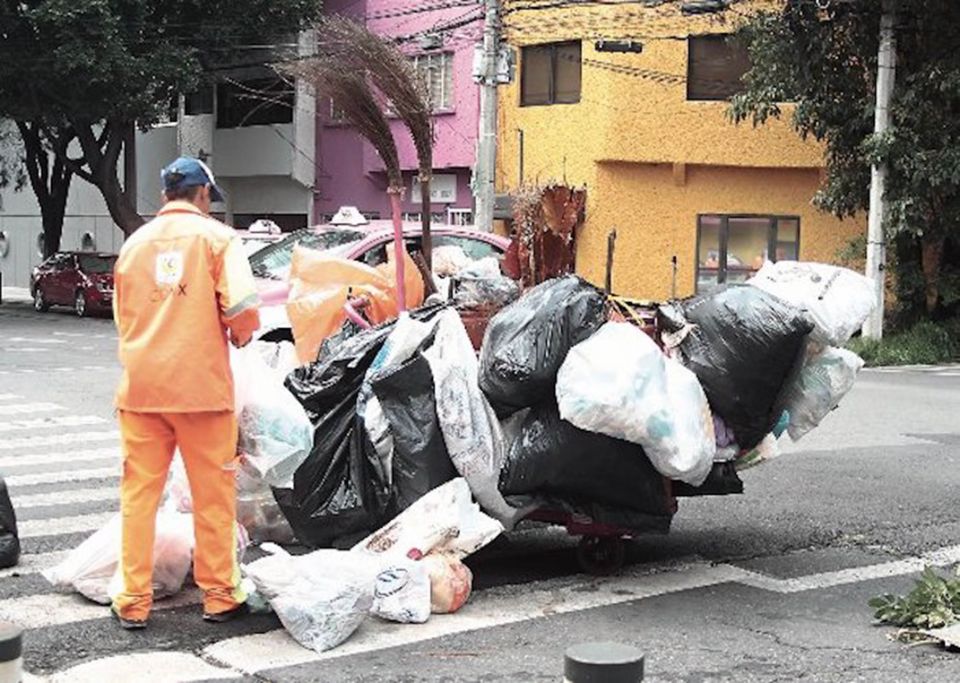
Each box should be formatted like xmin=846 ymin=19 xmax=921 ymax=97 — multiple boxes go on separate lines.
xmin=2 ymin=300 xmax=960 ymax=682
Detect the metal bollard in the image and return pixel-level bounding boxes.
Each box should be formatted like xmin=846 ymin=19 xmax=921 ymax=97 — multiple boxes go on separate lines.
xmin=0 ymin=622 xmax=22 ymax=683
xmin=564 ymin=641 xmax=644 ymax=683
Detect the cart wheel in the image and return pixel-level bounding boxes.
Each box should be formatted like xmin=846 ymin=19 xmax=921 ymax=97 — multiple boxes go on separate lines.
xmin=576 ymin=536 xmax=626 ymax=576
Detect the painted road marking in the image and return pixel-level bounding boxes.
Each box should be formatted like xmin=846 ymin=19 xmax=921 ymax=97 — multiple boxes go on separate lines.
xmin=13 ymin=486 xmax=118 ymax=509
xmin=17 ymin=510 xmax=116 ymax=539
xmin=0 ymin=588 xmax=201 ymax=630
xmin=0 ymin=402 xmax=64 ymax=416
xmin=49 ymin=652 xmax=237 ymax=683
xmin=7 ymin=466 xmax=119 ymax=488
xmin=0 ymin=415 xmax=107 ymax=433
xmin=0 ymin=447 xmax=118 ymax=469
xmin=0 ymin=431 xmax=120 ymax=451
xmin=0 ymin=550 xmax=69 ymax=580
xmin=0 ymin=393 xmax=22 ymax=401
xmin=5 ymin=337 xmax=67 ymax=345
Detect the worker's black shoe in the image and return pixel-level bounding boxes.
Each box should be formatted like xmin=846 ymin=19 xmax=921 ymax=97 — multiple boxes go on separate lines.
xmin=203 ymin=602 xmax=249 ymax=623
xmin=111 ymin=607 xmax=147 ymax=631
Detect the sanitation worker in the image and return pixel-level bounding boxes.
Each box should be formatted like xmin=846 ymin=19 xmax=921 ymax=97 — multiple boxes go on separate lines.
xmin=111 ymin=157 xmax=260 ymax=629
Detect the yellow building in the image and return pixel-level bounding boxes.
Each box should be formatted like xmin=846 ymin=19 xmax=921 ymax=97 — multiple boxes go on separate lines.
xmin=496 ymin=0 xmax=864 ymax=300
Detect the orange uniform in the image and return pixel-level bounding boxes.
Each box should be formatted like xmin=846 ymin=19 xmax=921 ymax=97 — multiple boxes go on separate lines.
xmin=112 ymin=200 xmax=260 ymax=621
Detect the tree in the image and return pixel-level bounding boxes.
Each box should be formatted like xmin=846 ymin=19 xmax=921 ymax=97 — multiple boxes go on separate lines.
xmin=0 ymin=0 xmax=322 ymax=236
xmin=730 ymin=0 xmax=960 ymax=320
xmin=16 ymin=122 xmax=75 ymax=258
xmin=311 ymin=17 xmax=437 ymax=269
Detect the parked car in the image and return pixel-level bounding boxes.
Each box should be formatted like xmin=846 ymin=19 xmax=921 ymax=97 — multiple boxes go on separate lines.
xmin=252 ymin=221 xmax=511 ymax=339
xmin=30 ymin=252 xmax=117 ymax=317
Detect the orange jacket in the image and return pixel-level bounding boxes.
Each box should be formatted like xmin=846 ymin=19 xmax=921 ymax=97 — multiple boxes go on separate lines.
xmin=113 ymin=201 xmax=260 ymax=412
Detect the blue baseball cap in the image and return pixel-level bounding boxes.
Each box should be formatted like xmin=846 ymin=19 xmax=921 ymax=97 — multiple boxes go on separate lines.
xmin=161 ymin=156 xmax=225 ymax=202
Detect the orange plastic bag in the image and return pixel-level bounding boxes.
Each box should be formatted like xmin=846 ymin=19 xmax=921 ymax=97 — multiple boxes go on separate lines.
xmin=286 ymin=245 xmax=424 ymax=363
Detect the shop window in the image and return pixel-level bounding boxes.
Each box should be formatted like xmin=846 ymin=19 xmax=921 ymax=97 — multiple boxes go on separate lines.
xmin=217 ymin=77 xmax=294 ymax=129
xmin=687 ymin=34 xmax=750 ymax=101
xmin=696 ymin=215 xmax=799 ymax=292
xmin=521 ymin=41 xmax=581 ymax=106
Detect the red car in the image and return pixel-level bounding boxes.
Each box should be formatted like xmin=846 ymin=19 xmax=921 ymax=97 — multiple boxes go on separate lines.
xmin=30 ymin=252 xmax=117 ymax=317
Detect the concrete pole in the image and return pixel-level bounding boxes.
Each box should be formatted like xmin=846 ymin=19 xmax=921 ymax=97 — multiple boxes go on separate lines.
xmin=474 ymin=0 xmax=500 ymax=232
xmin=863 ymin=0 xmax=897 ymax=340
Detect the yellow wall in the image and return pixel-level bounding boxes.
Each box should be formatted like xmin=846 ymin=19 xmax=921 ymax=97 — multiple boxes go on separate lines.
xmin=497 ymin=0 xmax=866 ymax=299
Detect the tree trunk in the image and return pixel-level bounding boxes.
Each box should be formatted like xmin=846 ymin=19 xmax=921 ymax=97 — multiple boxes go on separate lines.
xmin=419 ymin=170 xmax=432 ymax=271
xmin=921 ymin=232 xmax=946 ymax=314
xmin=16 ymin=121 xmax=74 ymax=258
xmin=67 ymin=119 xmax=145 ymax=236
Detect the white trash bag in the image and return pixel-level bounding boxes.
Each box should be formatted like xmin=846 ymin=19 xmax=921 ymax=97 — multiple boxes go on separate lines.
xmin=782 ymin=343 xmax=864 ymax=441
xmin=371 ymin=558 xmax=432 ymax=624
xmin=748 ymin=261 xmax=876 ymax=346
xmin=556 ymin=322 xmax=715 ymax=486
xmin=243 ymin=544 xmax=379 ymax=653
xmin=423 ymin=552 xmax=473 ymax=614
xmin=43 ymin=511 xmax=195 ymax=605
xmin=231 ymin=346 xmax=313 ymax=487
xmin=423 ymin=309 xmax=521 ymax=526
xmin=352 ymin=478 xmax=503 ymax=561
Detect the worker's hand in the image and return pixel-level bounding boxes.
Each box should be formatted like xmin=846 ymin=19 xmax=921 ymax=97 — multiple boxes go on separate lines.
xmin=229 ymin=329 xmax=252 ymax=348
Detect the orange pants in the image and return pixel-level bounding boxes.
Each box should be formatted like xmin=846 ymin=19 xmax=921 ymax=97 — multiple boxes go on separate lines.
xmin=113 ymin=410 xmax=245 ymax=621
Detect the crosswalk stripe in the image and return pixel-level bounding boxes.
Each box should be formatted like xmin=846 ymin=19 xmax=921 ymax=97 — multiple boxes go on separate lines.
xmin=0 ymin=588 xmax=201 ymax=630
xmin=0 ymin=393 xmax=22 ymax=401
xmin=0 ymin=415 xmax=107 ymax=433
xmin=7 ymin=467 xmax=120 ymax=488
xmin=0 ymin=431 xmax=120 ymax=451
xmin=13 ymin=487 xmax=118 ymax=509
xmin=0 ymin=402 xmax=63 ymax=416
xmin=0 ymin=550 xmax=69 ymax=580
xmin=0 ymin=447 xmax=118 ymax=469
xmin=18 ymin=511 xmax=115 ymax=539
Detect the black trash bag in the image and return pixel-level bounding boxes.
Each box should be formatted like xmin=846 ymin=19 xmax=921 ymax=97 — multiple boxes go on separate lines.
xmin=516 ymin=496 xmax=674 ymax=536
xmin=0 ymin=477 xmax=20 ymax=569
xmin=284 ymin=304 xmax=447 ymax=422
xmin=275 ymin=392 xmax=384 ymax=548
xmin=499 ymin=402 xmax=672 ymax=516
xmin=659 ymin=285 xmax=812 ymax=451
xmin=372 ymin=352 xmax=458 ymax=512
xmin=479 ymin=275 xmax=607 ymax=415
xmin=672 ymin=461 xmax=744 ymax=497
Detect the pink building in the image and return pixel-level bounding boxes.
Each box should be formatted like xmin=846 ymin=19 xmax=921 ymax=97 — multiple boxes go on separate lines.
xmin=315 ymin=0 xmax=483 ymax=226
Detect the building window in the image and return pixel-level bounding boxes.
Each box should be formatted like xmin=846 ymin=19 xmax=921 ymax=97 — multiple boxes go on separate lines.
xmin=216 ymin=77 xmax=294 ymax=129
xmin=696 ymin=215 xmax=799 ymax=292
xmin=411 ymin=52 xmax=454 ymax=112
xmin=329 ymin=98 xmax=346 ymax=122
xmin=403 ymin=212 xmax=447 ymax=225
xmin=687 ymin=34 xmax=751 ymax=101
xmin=521 ymin=41 xmax=582 ymax=106
xmin=447 ymin=208 xmax=474 ymax=227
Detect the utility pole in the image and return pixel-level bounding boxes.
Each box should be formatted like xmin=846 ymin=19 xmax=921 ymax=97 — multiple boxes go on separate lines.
xmin=474 ymin=0 xmax=500 ymax=232
xmin=863 ymin=0 xmax=897 ymax=339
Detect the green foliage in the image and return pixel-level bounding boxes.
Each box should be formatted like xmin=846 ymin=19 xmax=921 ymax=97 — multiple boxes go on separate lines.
xmin=848 ymin=319 xmax=960 ymax=366
xmin=731 ymin=0 xmax=960 ymax=319
xmin=870 ymin=567 xmax=960 ymax=633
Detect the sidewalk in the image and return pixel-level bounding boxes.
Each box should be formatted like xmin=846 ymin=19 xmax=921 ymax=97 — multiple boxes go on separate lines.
xmin=1 ymin=286 xmax=32 ymax=304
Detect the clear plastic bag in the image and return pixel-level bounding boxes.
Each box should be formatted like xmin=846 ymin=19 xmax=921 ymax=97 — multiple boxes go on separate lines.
xmin=243 ymin=544 xmax=379 ymax=652
xmin=423 ymin=310 xmax=521 ymax=525
xmin=782 ymin=343 xmax=864 ymax=441
xmin=252 ymin=340 xmax=300 ymax=381
xmin=43 ymin=511 xmax=195 ymax=605
xmin=232 ymin=346 xmax=314 ymax=487
xmin=432 ymin=246 xmax=472 ymax=277
xmin=372 ymin=558 xmax=431 ymax=624
xmin=748 ymin=261 xmax=876 ymax=346
xmin=453 ymin=276 xmax=520 ymax=309
xmin=556 ymin=322 xmax=715 ymax=486
xmin=352 ymin=478 xmax=503 ymax=561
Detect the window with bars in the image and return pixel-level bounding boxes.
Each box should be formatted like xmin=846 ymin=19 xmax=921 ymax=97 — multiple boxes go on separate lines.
xmin=696 ymin=214 xmax=800 ymax=292
xmin=412 ymin=52 xmax=454 ymax=112
xmin=521 ymin=41 xmax=582 ymax=106
xmin=447 ymin=208 xmax=474 ymax=227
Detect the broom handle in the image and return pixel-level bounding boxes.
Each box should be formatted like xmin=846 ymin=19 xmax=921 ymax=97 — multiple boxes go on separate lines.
xmin=389 ymin=191 xmax=407 ymax=312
